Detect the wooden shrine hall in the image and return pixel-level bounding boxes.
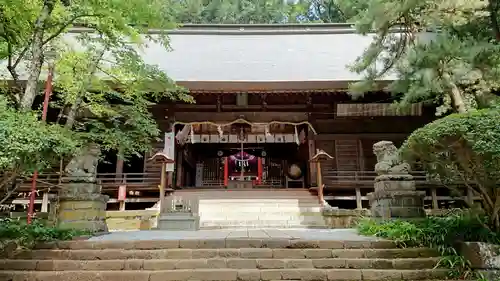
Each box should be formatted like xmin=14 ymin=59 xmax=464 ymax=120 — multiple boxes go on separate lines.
xmin=9 ymin=24 xmax=469 ymax=213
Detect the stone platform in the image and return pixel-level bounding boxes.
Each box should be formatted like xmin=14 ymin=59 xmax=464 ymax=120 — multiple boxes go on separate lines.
xmin=88 ymin=228 xmax=379 ymax=241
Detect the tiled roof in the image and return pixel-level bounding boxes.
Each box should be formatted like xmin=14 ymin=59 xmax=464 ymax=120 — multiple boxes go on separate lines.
xmin=0 ymin=24 xmax=398 ymax=90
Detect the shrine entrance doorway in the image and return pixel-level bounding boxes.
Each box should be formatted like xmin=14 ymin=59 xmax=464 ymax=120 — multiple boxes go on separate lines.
xmin=185 ymin=142 xmax=307 ymax=189
xmin=173 ymin=118 xmax=314 ymax=190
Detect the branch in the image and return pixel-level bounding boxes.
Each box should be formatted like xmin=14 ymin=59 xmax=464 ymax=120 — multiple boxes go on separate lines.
xmin=95 ymin=65 xmax=121 ymax=82
xmin=42 ymin=13 xmax=105 ymax=46
xmin=0 ymin=172 xmax=20 ymax=205
xmin=64 ymin=48 xmax=106 ymax=129
xmin=10 ymin=44 xmax=30 ymax=73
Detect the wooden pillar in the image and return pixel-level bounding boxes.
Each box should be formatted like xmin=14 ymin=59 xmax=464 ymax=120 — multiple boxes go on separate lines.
xmin=431 ymin=187 xmax=438 ymax=210
xmin=176 ymin=149 xmax=184 ymax=188
xmin=308 ymin=131 xmax=317 ymax=187
xmin=118 ymin=185 xmax=127 ymax=211
xmin=223 ymin=157 xmax=229 ymax=186
xmin=257 ymin=157 xmax=263 ymax=185
xmin=41 ymin=193 xmax=49 ymax=213
xmin=355 ymin=188 xmax=362 ymax=209
xmin=316 ymin=161 xmax=323 ymax=205
xmin=166 ymin=123 xmax=175 ymax=188
xmin=159 ymin=162 xmax=167 ymax=212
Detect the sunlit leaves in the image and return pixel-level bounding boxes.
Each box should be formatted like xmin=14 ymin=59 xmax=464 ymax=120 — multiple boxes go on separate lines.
xmin=0 ymin=0 xmax=192 ymax=165
xmin=0 ymin=95 xmax=78 ymax=173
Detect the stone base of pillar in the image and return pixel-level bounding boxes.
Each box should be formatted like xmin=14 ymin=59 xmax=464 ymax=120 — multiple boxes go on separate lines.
xmin=368 ymin=180 xmax=426 ymax=220
xmin=54 ymin=193 xmax=109 ymax=232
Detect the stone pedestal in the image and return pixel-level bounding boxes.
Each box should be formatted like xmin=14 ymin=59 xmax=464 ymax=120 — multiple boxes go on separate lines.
xmin=55 ymin=182 xmax=109 ymax=232
xmin=368 ymin=179 xmax=425 ymax=219
xmin=157 ymin=213 xmax=200 ymax=230
xmin=459 ymin=242 xmax=500 ymax=280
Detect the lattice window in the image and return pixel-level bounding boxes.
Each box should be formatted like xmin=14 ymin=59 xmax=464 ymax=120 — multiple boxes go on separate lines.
xmin=336 ymin=103 xmax=422 ymax=116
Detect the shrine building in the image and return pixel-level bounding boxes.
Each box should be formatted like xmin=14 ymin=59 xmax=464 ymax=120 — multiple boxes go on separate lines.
xmin=100 ymin=24 xmax=437 ymax=209
xmin=10 ymin=24 xmax=462 ymax=229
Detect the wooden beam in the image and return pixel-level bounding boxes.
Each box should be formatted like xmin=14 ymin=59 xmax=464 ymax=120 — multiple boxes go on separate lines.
xmin=174 ymin=80 xmax=390 ymax=92
xmin=315 ymin=133 xmax=410 ymax=140
xmin=171 ymin=112 xmax=309 ymax=123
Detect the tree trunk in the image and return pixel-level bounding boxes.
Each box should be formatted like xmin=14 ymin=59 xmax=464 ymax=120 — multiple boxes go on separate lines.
xmin=443 ymin=73 xmax=468 ymax=113
xmin=489 ymin=0 xmax=500 ymax=41
xmin=64 ymin=49 xmax=105 ymax=129
xmin=19 ymin=1 xmax=55 ymax=110
xmin=64 ymin=98 xmax=81 ymax=129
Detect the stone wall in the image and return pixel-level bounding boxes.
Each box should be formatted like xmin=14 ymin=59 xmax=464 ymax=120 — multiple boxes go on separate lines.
xmin=322 ymin=209 xmax=370 ymax=228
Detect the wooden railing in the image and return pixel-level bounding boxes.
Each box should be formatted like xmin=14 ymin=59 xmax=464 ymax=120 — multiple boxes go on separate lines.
xmin=320 ymin=170 xmax=475 ymax=210
xmin=322 ymin=170 xmax=431 ymax=187
xmin=8 ymin=170 xmax=475 ymax=211
xmin=15 ymin=172 xmax=162 ymax=193
xmin=13 ymin=170 xmax=451 ymax=191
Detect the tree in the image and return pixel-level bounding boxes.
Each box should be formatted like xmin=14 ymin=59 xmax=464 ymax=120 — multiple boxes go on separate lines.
xmin=303 ymin=0 xmax=366 ymax=23
xmin=347 ymin=0 xmax=500 ymax=115
xmin=0 ymin=95 xmax=78 ymax=204
xmin=0 ymin=0 xmax=193 ymax=203
xmin=346 ymin=0 xmax=500 ymax=230
xmin=167 ymin=0 xmax=355 ymax=24
xmin=401 ymin=108 xmax=500 ymax=230
xmin=170 ymin=0 xmax=296 ymax=24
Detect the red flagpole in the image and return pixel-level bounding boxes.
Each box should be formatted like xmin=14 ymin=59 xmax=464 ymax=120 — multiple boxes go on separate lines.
xmin=27 ymin=64 xmax=54 ymax=224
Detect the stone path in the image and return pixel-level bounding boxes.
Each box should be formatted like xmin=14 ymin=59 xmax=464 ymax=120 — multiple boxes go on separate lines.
xmin=88 ymin=228 xmax=380 ymax=241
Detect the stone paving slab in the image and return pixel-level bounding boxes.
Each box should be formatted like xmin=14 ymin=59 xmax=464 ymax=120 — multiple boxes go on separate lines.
xmin=88 ymin=228 xmax=380 ymax=241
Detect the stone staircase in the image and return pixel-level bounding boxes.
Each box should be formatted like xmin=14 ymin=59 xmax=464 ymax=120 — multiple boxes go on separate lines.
xmin=176 ymin=189 xmax=327 ymax=229
xmin=0 ymin=238 xmax=451 ymax=280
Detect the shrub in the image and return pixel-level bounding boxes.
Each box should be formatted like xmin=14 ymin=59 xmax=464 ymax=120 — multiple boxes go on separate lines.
xmin=401 ymin=108 xmax=500 ymax=231
xmin=357 ymin=212 xmax=500 ymax=279
xmin=0 ymin=218 xmax=91 ymax=248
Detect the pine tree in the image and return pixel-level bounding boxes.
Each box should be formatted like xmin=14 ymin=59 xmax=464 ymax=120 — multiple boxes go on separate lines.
xmin=348 ymin=0 xmax=500 ymax=115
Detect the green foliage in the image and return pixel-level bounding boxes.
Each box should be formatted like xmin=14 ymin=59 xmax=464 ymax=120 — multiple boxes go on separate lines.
xmin=170 ymin=0 xmax=294 ymax=24
xmin=167 ymin=0 xmax=356 ymax=24
xmin=53 ymin=36 xmax=192 ymax=157
xmin=0 ymin=0 xmax=194 ymax=204
xmin=348 ymin=0 xmax=500 ymax=115
xmin=0 ymin=95 xmax=78 ymax=172
xmin=0 ymin=218 xmax=90 ymax=248
xmin=0 ymin=0 xmax=193 ymax=158
xmin=401 ymin=108 xmax=500 ymax=230
xmin=357 ymin=212 xmax=500 ymax=278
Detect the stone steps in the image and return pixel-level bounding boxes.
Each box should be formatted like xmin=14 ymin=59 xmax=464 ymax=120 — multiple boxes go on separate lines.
xmin=200 ymin=224 xmax=327 ymax=229
xmin=11 ymin=248 xmax=440 ymax=260
xmin=0 ymin=239 xmax=449 ymax=281
xmin=200 ymin=210 xmax=323 ymax=214
xmin=0 ymin=257 xmax=441 ymax=270
xmin=0 ymin=269 xmax=450 ymax=281
xmin=33 ymin=239 xmax=399 ymax=249
xmin=195 ymin=191 xmax=326 ymax=229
